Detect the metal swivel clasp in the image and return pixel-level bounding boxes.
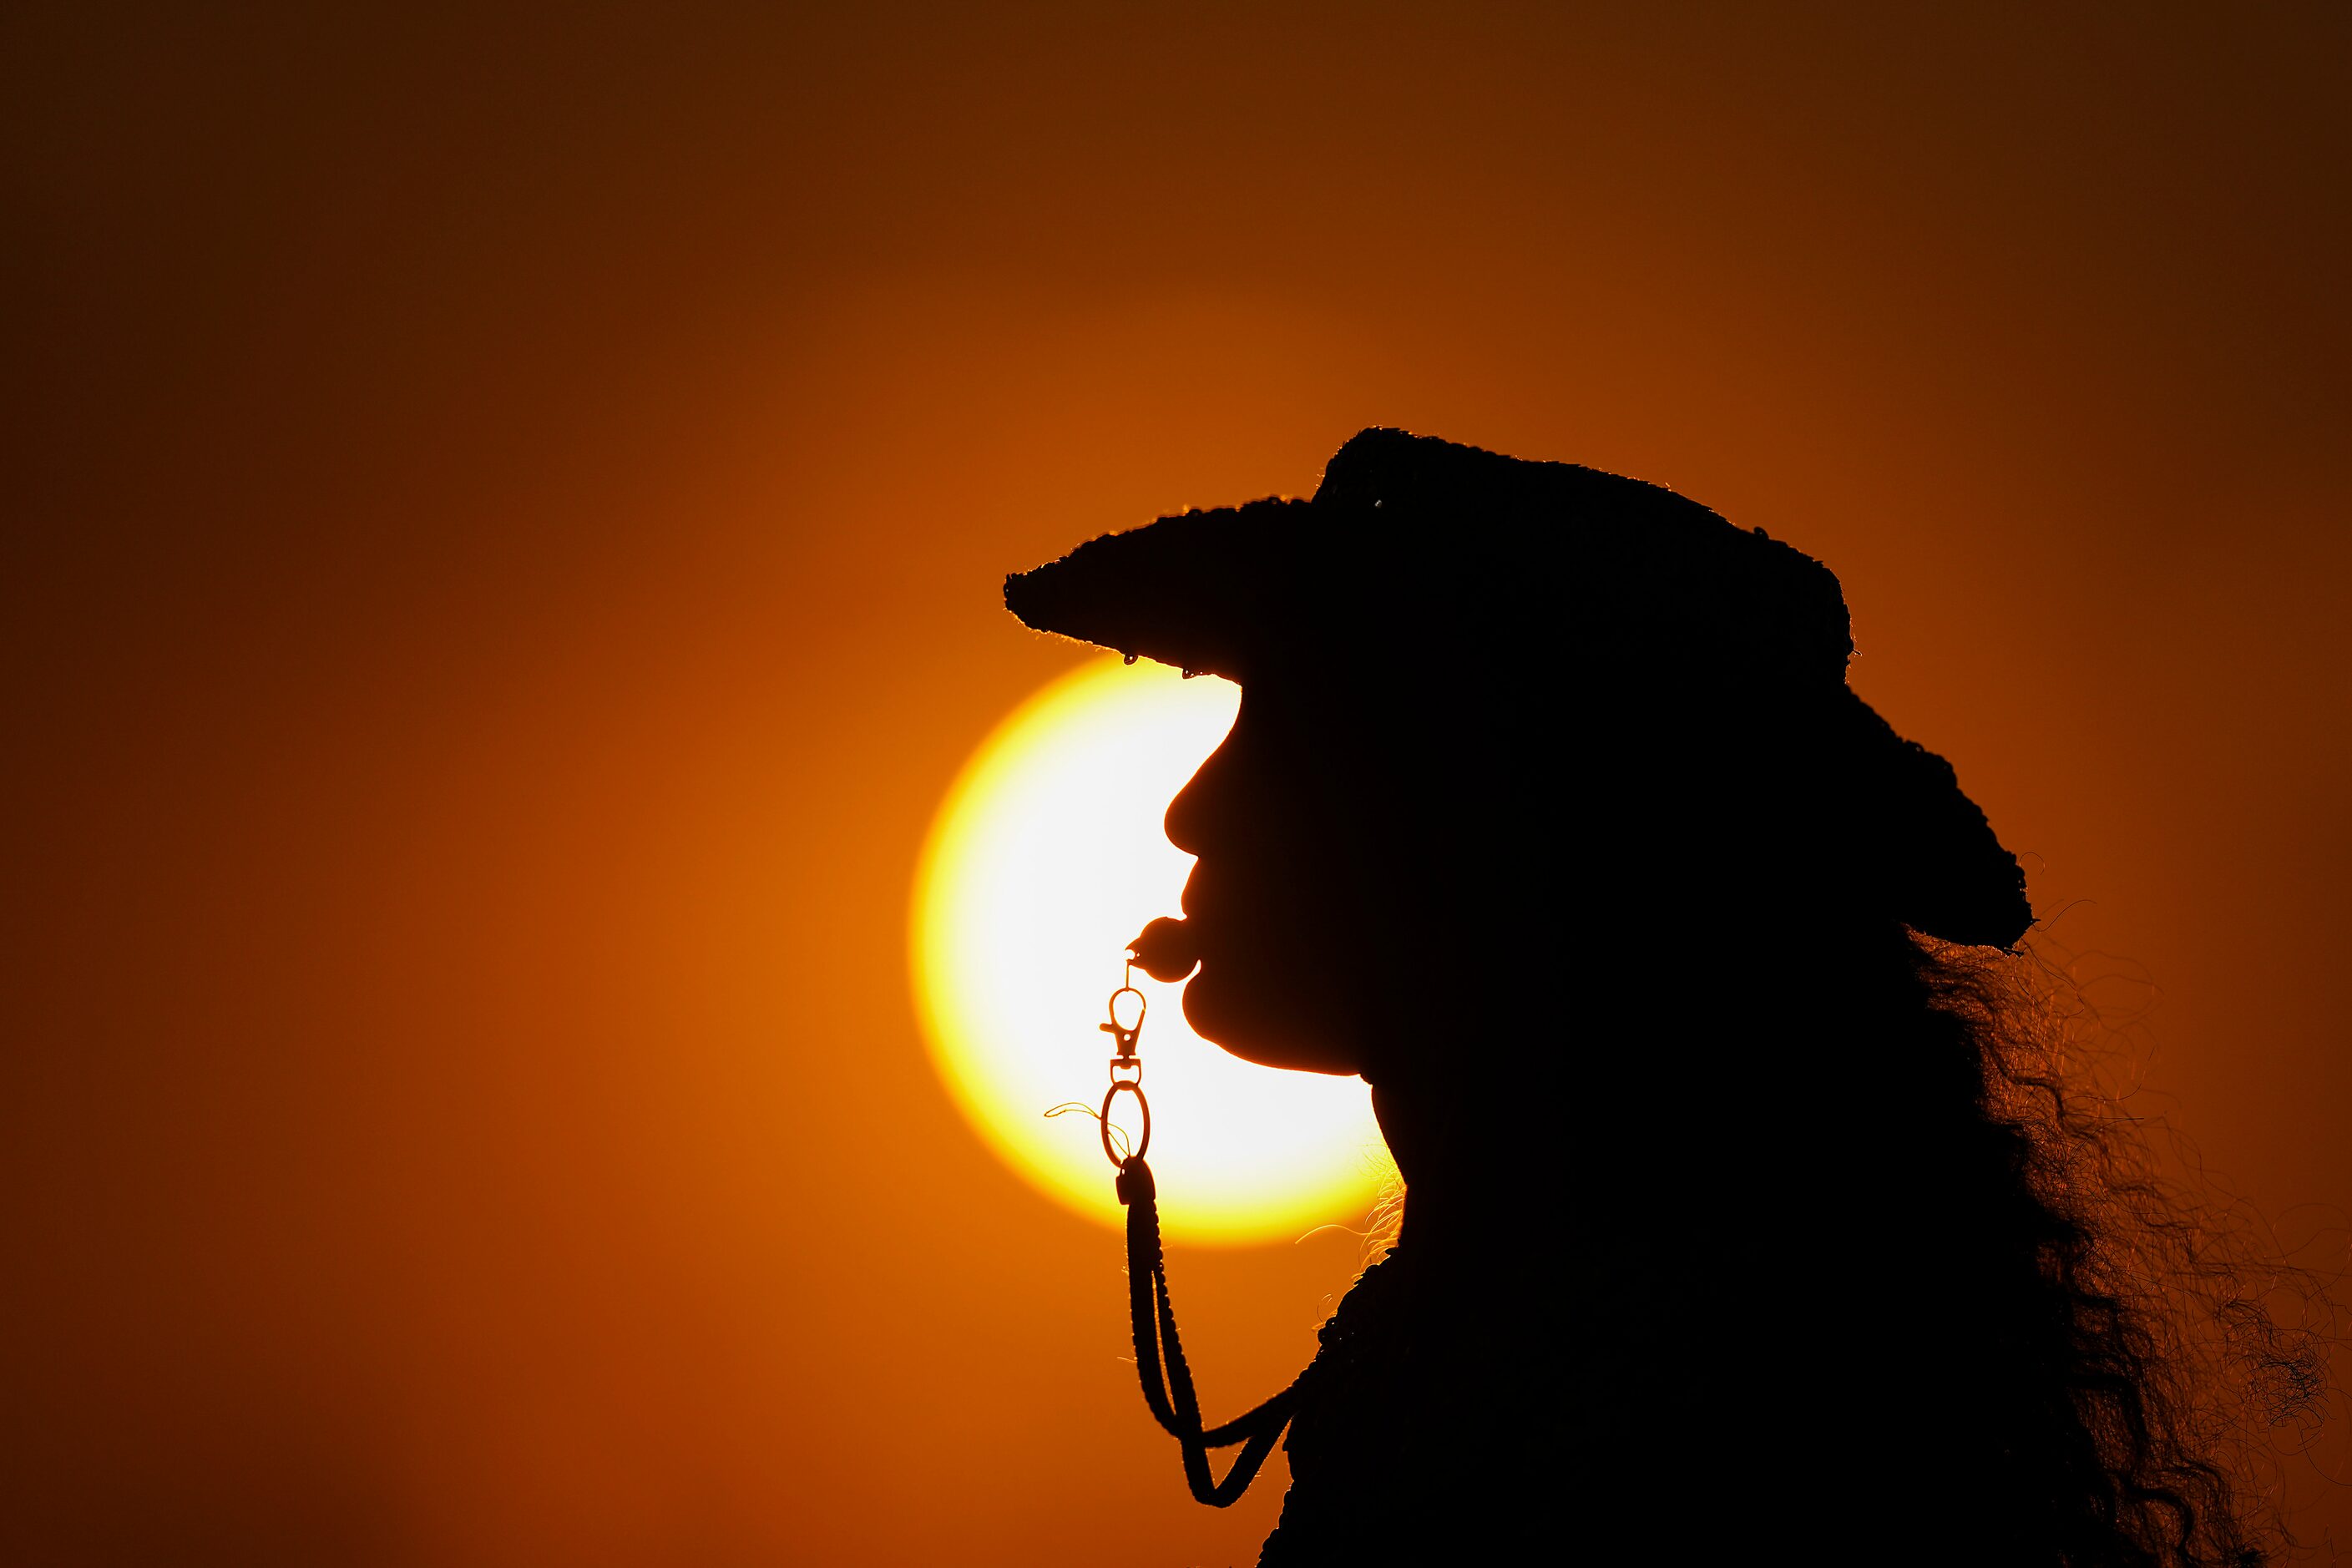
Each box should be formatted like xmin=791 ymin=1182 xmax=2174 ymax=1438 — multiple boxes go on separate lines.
xmin=1099 ymin=971 xmax=1150 ymax=1166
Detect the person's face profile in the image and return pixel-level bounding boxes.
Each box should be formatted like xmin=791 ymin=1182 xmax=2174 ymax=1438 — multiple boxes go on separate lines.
xmin=1159 ymin=684 xmax=1374 ymax=1079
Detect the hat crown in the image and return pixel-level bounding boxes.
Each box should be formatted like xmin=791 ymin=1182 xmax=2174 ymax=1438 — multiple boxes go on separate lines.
xmin=1309 ymin=427 xmax=1855 ymax=688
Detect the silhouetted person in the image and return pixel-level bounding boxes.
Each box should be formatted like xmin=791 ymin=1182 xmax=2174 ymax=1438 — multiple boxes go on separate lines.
xmin=1005 ymin=430 xmax=2265 ymax=1566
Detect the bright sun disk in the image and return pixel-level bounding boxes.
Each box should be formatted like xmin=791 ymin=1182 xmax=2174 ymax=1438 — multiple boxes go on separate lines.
xmin=911 ymin=655 xmax=1390 ymax=1246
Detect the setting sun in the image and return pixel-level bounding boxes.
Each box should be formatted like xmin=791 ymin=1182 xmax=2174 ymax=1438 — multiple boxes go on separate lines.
xmin=911 ymin=656 xmax=1390 ymax=1246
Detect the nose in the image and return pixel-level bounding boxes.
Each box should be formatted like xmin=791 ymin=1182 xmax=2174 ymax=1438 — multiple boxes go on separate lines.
xmin=1162 ymin=726 xmax=1235 ymax=857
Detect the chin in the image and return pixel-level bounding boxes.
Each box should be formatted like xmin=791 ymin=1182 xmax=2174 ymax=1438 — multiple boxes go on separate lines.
xmin=1181 ymin=962 xmax=1360 ymax=1076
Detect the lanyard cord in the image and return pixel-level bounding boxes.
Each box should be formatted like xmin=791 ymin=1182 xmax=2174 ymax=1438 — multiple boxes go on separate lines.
xmin=1090 ymin=967 xmax=1317 ymax=1508
xmin=1116 ymin=1154 xmax=1313 ymax=1506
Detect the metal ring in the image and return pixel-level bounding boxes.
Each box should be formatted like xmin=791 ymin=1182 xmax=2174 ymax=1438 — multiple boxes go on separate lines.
xmin=1100 ymin=1079 xmax=1151 ymax=1167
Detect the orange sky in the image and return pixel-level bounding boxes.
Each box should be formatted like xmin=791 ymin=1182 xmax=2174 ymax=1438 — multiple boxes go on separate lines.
xmin=4 ymin=5 xmax=2349 ymax=1563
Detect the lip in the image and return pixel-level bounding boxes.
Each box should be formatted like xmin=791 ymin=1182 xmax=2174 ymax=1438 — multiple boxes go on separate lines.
xmin=1176 ymin=862 xmax=1222 ymax=928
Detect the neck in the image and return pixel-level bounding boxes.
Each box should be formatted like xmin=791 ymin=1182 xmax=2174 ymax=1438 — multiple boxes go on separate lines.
xmin=1369 ymin=1074 xmax=1501 ymax=1257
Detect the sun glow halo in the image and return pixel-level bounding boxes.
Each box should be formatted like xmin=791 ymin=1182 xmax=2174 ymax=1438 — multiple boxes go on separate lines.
xmin=911 ymin=656 xmax=1388 ymax=1246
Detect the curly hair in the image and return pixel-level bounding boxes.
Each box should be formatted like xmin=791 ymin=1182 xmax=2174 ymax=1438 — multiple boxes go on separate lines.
xmin=1823 ymin=935 xmax=2325 ymax=1566
xmin=1272 ymin=920 xmax=2335 ymax=1568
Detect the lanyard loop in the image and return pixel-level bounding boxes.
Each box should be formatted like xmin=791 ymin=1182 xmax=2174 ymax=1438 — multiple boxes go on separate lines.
xmin=1085 ymin=961 xmax=1314 ymax=1507
xmin=1118 ymin=1152 xmax=1310 ymax=1505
